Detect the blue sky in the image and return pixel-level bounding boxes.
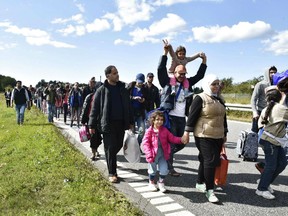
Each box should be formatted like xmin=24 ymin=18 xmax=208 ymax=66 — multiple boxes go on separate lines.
xmin=0 ymin=0 xmax=287 ymax=88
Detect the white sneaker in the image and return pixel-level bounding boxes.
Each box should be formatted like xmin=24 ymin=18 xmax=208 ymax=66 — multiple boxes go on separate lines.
xmin=196 ymin=183 xmax=206 ymax=193
xmin=148 ymin=182 xmax=158 ymax=192
xmin=256 ymin=179 xmax=274 ymax=194
xmin=158 ymin=182 xmax=167 ymax=193
xmin=206 ymin=190 xmax=219 ymax=203
xmin=256 ymin=189 xmax=275 ymax=200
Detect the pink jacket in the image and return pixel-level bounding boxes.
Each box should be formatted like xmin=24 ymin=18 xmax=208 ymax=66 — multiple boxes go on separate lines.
xmin=142 ymin=126 xmax=182 ymax=163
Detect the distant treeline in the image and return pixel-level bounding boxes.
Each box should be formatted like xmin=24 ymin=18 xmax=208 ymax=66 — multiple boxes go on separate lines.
xmin=0 ymin=75 xmax=16 ymax=91
xmin=220 ymin=76 xmax=263 ymax=94
xmin=0 ymin=74 xmax=263 ymax=95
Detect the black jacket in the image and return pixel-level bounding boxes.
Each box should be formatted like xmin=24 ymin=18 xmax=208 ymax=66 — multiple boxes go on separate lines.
xmin=81 ymin=82 xmax=103 ymax=124
xmin=88 ymin=80 xmax=134 ymax=133
xmin=127 ymin=81 xmax=148 ymax=119
xmin=82 ymin=82 xmax=102 ymax=101
xmin=80 ymin=93 xmax=94 ymax=124
xmin=143 ymin=83 xmax=160 ymax=112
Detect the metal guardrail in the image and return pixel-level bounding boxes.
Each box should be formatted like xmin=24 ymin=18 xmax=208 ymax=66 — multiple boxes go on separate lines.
xmin=225 ymin=103 xmax=252 ymax=112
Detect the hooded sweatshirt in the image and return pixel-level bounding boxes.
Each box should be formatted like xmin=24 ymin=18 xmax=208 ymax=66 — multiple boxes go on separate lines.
xmin=251 ymin=69 xmax=272 ymax=116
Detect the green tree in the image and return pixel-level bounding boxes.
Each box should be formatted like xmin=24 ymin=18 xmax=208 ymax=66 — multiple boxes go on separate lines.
xmin=0 ymin=74 xmax=16 ymax=91
xmin=221 ymin=77 xmax=234 ymax=93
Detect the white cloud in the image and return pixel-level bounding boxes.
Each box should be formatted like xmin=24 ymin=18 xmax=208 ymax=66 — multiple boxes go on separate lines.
xmin=51 ymin=13 xmax=84 ymax=25
xmin=0 ymin=42 xmax=17 ymax=50
xmin=57 ymin=18 xmax=110 ymax=36
xmin=75 ymin=25 xmax=86 ymax=36
xmin=191 ymin=21 xmax=272 ymax=43
xmin=0 ymin=21 xmax=11 ymax=27
xmin=57 ymin=24 xmax=76 ymax=36
xmin=103 ymin=13 xmax=123 ymax=31
xmin=103 ymin=0 xmax=154 ymax=31
xmin=115 ymin=13 xmax=186 ymax=45
xmin=263 ymin=30 xmax=288 ymax=55
xmin=76 ymin=3 xmax=85 ymax=13
xmin=153 ymin=0 xmax=223 ymax=6
xmin=0 ymin=22 xmax=76 ymax=48
xmin=86 ymin=19 xmax=110 ymax=33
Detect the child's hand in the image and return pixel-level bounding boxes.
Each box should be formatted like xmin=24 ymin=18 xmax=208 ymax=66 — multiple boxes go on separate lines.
xmin=147 ymin=157 xmax=154 ymax=163
xmin=199 ymin=52 xmax=207 ymax=64
xmin=181 ymin=132 xmax=190 ymax=144
xmin=198 ymin=52 xmax=205 ymax=57
xmin=199 ymin=52 xmax=206 ymax=59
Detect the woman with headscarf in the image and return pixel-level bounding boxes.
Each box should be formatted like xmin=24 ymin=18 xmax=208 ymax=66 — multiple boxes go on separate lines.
xmin=182 ymin=74 xmax=228 ymax=203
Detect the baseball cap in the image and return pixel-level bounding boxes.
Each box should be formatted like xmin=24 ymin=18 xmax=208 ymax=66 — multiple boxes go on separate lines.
xmin=136 ymin=73 xmax=145 ymax=83
xmin=147 ymin=72 xmax=154 ymax=77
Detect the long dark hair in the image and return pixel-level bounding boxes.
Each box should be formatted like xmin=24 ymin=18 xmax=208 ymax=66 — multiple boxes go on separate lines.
xmin=175 ymin=46 xmax=186 ymax=56
xmin=261 ymin=88 xmax=281 ymax=124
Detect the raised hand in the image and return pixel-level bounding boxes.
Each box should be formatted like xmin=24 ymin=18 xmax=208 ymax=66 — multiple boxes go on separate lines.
xmin=162 ymin=39 xmax=171 ymax=55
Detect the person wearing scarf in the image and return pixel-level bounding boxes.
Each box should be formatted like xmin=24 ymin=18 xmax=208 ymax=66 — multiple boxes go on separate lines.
xmin=182 ymin=74 xmax=228 ymax=203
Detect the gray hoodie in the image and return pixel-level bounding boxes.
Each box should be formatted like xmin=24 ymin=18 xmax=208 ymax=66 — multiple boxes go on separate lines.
xmin=250 ymin=69 xmax=272 ymax=117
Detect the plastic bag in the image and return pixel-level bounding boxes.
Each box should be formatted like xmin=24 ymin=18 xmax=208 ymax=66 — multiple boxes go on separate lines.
xmin=79 ymin=125 xmax=91 ymax=142
xmin=123 ymin=130 xmax=141 ymax=163
xmin=215 ymin=146 xmax=229 ymax=186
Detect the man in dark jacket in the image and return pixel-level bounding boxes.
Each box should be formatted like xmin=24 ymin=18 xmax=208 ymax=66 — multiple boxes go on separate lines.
xmin=143 ymin=72 xmax=160 ymax=113
xmin=127 ymin=73 xmax=147 ymax=145
xmin=82 ymin=78 xmax=102 ymax=101
xmin=88 ymin=65 xmax=134 ymax=183
xmin=158 ymin=41 xmax=207 ymax=176
xmin=11 ymin=80 xmax=30 ymax=125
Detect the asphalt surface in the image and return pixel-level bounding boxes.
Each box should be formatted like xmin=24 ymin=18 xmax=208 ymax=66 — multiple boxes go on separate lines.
xmin=54 ymin=118 xmax=288 ymax=216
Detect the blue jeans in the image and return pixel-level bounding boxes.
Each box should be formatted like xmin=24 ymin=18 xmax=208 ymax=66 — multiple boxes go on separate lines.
xmin=134 ymin=115 xmax=145 ymax=145
xmin=15 ymin=104 xmax=26 ymax=124
xmin=148 ymin=147 xmax=169 ymax=176
xmin=167 ymin=115 xmax=186 ymax=170
xmin=36 ymin=98 xmax=42 ymax=110
xmin=258 ymin=139 xmax=287 ymax=191
xmin=47 ymin=103 xmax=55 ymax=122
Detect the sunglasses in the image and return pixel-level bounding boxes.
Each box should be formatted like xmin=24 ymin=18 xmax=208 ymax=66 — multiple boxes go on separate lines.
xmin=178 ymin=73 xmax=187 ymax=76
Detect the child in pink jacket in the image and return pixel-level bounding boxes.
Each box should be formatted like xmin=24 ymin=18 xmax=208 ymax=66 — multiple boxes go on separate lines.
xmin=142 ymin=110 xmax=188 ymax=192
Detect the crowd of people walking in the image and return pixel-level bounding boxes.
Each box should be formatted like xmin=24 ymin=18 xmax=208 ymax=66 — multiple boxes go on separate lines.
xmin=5 ymin=40 xmax=287 ymax=203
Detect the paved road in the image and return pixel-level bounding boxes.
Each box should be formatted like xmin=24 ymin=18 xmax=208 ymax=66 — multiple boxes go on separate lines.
xmin=54 ymin=118 xmax=288 ymax=216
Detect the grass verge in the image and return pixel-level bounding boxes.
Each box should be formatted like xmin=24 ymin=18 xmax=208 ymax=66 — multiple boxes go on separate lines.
xmin=0 ymin=96 xmax=143 ymax=216
xmin=226 ymin=109 xmax=252 ymax=122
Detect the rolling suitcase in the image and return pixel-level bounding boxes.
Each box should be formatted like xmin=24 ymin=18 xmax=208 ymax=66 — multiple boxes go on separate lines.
xmin=236 ymin=130 xmax=258 ymax=161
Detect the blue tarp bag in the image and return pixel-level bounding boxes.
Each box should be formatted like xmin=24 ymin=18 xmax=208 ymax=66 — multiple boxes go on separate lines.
xmin=273 ymin=69 xmax=288 ymax=85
